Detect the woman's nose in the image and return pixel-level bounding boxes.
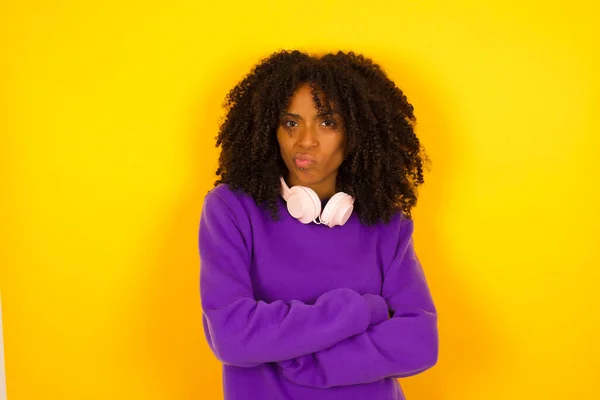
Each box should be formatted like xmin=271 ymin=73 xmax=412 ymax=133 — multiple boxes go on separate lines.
xmin=297 ymin=126 xmax=318 ymax=149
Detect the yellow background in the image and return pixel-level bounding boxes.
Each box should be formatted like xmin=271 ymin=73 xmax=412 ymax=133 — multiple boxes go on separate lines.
xmin=1 ymin=1 xmax=598 ymax=399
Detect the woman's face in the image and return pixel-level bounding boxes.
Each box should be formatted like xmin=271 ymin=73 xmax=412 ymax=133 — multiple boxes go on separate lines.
xmin=276 ymin=83 xmax=346 ymax=199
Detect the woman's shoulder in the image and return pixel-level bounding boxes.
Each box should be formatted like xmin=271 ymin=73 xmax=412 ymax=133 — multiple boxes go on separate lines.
xmin=204 ymin=183 xmax=252 ymax=209
xmin=375 ymin=207 xmax=415 ymax=237
xmin=206 ymin=182 xmax=241 ymax=201
xmin=203 ymin=183 xmax=266 ymax=221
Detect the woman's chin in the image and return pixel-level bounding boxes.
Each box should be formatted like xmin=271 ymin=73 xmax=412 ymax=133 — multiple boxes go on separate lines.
xmin=289 ymin=168 xmax=318 ymax=184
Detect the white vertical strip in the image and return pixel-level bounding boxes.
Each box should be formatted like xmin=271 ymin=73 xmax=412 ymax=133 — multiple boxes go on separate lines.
xmin=0 ymin=293 xmax=6 ymax=400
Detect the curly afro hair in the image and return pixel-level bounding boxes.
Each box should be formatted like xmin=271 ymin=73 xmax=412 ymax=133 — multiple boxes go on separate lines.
xmin=213 ymin=49 xmax=429 ymax=225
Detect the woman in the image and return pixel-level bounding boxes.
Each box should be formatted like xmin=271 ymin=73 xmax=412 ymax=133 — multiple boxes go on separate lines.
xmin=199 ymin=50 xmax=438 ymax=400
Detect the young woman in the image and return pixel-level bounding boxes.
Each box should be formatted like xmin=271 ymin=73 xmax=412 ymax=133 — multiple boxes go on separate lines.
xmin=199 ymin=50 xmax=438 ymax=400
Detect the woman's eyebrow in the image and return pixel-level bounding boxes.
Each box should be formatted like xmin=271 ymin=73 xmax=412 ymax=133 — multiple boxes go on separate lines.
xmin=316 ymin=111 xmax=339 ymax=119
xmin=281 ymin=111 xmax=339 ymax=120
xmin=282 ymin=112 xmax=303 ymax=120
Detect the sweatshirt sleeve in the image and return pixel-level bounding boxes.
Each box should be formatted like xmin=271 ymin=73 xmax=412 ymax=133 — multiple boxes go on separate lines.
xmin=277 ymin=217 xmax=438 ymax=388
xmin=199 ymin=190 xmax=391 ymax=368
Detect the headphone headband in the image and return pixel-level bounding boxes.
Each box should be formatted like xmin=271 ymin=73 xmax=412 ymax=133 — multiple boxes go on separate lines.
xmin=280 ymin=176 xmax=292 ymax=202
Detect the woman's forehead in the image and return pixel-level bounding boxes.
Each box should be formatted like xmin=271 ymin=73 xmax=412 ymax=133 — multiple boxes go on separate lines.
xmin=285 ymin=83 xmax=339 ymax=113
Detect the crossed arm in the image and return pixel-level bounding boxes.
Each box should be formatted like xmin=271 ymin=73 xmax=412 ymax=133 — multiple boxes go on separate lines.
xmin=275 ymin=219 xmax=438 ymax=388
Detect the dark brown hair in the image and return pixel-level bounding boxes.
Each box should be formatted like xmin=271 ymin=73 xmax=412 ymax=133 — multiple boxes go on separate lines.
xmin=214 ymin=50 xmax=429 ymax=225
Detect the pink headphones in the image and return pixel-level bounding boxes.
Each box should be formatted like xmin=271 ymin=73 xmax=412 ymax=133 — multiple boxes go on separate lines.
xmin=280 ymin=176 xmax=355 ymax=227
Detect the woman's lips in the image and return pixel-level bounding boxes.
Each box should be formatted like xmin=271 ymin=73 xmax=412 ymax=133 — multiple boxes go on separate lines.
xmin=295 ymin=158 xmax=313 ymax=168
xmin=294 ymin=154 xmax=315 ymax=168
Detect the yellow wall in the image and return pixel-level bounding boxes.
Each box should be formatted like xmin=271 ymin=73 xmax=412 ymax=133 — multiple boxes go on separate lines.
xmin=1 ymin=1 xmax=598 ymax=399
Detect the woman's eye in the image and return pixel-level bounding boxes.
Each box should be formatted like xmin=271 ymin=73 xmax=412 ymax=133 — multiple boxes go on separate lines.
xmin=321 ymin=120 xmax=337 ymax=128
xmin=283 ymin=120 xmax=298 ymax=128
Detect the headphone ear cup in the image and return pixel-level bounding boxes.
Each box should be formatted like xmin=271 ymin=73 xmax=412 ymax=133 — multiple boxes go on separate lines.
xmin=287 ymin=186 xmax=322 ymax=224
xmin=321 ymin=192 xmax=355 ymax=227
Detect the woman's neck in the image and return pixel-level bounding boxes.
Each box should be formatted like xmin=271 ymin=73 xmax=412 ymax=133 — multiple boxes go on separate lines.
xmin=286 ymin=173 xmax=337 ymax=200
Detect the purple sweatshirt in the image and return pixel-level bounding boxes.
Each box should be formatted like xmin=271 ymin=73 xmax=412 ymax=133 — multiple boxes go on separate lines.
xmin=199 ymin=184 xmax=438 ymax=400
